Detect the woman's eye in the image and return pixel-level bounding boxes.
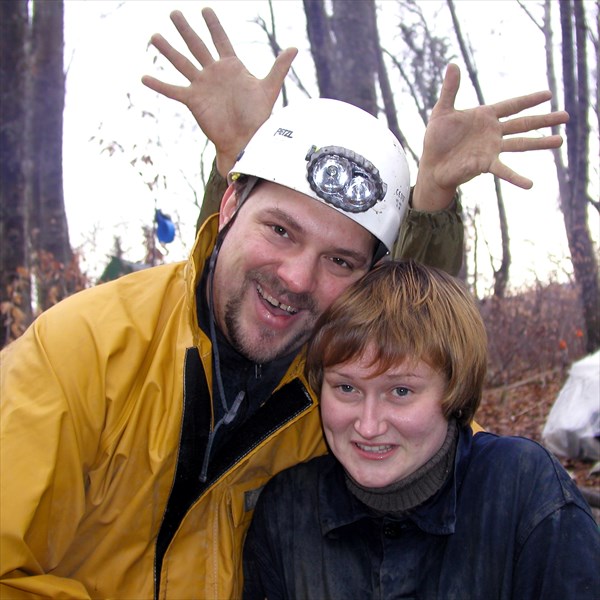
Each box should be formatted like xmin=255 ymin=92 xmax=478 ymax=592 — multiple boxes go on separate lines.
xmin=337 ymin=384 xmax=355 ymax=393
xmin=393 ymin=387 xmax=410 ymax=397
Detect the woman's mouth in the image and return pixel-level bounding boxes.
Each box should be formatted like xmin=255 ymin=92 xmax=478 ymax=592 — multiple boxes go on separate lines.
xmin=355 ymin=442 xmax=394 ymax=454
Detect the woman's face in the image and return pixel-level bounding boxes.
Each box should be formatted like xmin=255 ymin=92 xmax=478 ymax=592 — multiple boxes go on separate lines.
xmin=320 ymin=345 xmax=449 ymax=488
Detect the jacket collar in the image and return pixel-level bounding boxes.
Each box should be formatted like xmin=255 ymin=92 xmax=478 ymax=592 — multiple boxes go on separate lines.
xmin=185 ymin=215 xmax=220 ymax=349
xmin=318 ymin=426 xmax=475 ymax=537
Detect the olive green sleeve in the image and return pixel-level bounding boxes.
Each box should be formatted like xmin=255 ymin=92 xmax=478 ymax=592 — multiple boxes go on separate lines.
xmin=392 ymin=189 xmax=464 ymax=276
xmin=196 ymin=161 xmax=228 ymax=234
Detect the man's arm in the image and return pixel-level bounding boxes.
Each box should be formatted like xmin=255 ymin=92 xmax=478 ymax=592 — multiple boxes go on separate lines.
xmin=142 ymin=8 xmax=297 ymax=179
xmin=143 ymin=9 xmax=568 ymax=273
xmin=392 ymin=63 xmax=568 ymax=273
xmin=143 ymin=8 xmax=296 ymax=235
xmin=392 ymin=194 xmax=464 ymax=274
xmin=0 ymin=322 xmax=96 ymax=599
xmin=411 ymin=63 xmax=568 ymax=212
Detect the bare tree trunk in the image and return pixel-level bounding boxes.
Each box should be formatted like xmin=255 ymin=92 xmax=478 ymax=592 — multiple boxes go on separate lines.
xmin=557 ymin=0 xmax=600 ymax=352
xmin=0 ymin=0 xmax=32 ymax=347
xmin=303 ymin=0 xmax=335 ymax=98
xmin=373 ymin=13 xmax=407 ymax=152
xmin=0 ymin=0 xmax=79 ymax=343
xmin=303 ymin=0 xmax=379 ymax=116
xmin=447 ymin=0 xmax=511 ymax=297
xmin=30 ymin=0 xmax=74 ymax=309
xmin=521 ymin=4 xmax=599 ymax=351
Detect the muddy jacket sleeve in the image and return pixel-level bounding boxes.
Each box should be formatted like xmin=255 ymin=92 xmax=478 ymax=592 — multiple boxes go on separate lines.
xmin=197 ymin=163 xmax=464 ymax=276
xmin=195 ymin=162 xmax=229 ymax=234
xmin=391 ymin=190 xmax=463 ymax=276
xmin=511 ymin=502 xmax=600 ymax=599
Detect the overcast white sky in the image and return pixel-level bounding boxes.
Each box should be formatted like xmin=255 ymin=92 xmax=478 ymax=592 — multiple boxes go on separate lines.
xmin=62 ymin=0 xmax=598 ymax=292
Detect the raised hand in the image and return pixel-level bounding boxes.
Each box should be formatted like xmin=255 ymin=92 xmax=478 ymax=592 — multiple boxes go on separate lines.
xmin=142 ymin=8 xmax=298 ymax=176
xmin=413 ymin=63 xmax=569 ymax=212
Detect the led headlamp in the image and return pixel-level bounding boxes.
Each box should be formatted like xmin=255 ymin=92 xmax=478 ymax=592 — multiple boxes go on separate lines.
xmin=305 ymin=146 xmax=387 ymax=214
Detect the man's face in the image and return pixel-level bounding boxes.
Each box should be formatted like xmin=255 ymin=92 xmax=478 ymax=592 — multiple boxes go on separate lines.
xmin=212 ymin=181 xmax=376 ymax=364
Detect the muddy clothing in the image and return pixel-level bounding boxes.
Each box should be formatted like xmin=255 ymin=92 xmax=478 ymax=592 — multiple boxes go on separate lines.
xmin=244 ymin=428 xmax=600 ymax=600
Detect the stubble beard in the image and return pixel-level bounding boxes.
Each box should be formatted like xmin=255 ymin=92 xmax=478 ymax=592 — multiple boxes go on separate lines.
xmin=223 ymin=270 xmax=318 ymax=364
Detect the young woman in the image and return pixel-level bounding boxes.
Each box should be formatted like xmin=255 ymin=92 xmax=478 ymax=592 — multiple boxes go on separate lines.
xmin=243 ymin=260 xmax=600 ymax=600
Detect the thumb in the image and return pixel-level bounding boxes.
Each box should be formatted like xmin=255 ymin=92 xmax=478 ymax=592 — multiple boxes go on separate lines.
xmin=264 ymin=47 xmax=298 ymax=92
xmin=433 ymin=63 xmax=461 ymax=115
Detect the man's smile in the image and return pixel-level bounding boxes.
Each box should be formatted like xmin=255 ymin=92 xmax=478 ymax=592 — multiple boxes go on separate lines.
xmin=257 ymin=284 xmax=298 ymax=315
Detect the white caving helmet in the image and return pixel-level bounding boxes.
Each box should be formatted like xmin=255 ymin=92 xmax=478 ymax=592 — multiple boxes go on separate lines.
xmin=229 ymin=98 xmax=411 ymax=261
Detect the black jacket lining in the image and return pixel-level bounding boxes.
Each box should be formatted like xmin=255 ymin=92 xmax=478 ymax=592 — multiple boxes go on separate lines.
xmin=154 ymin=347 xmax=313 ymax=598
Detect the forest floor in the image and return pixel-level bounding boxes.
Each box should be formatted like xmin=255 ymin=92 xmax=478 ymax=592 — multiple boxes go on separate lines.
xmin=479 ymin=367 xmax=600 ymax=523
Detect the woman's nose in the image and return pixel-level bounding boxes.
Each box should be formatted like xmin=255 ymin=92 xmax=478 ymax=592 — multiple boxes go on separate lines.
xmin=354 ymin=398 xmax=387 ymax=439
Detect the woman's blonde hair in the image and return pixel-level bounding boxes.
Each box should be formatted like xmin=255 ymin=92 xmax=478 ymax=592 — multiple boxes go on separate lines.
xmin=305 ymin=260 xmax=487 ymax=426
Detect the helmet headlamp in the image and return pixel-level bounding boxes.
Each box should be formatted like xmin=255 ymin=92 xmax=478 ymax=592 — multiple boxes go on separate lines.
xmin=229 ymin=98 xmax=411 ymax=257
xmin=306 ymin=146 xmax=387 ymax=214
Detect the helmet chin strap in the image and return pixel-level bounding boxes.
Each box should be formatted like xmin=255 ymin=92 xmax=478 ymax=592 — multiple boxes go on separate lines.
xmin=199 ymin=212 xmax=245 ymax=483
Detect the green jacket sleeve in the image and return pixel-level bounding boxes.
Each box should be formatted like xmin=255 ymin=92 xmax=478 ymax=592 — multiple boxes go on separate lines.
xmin=196 ymin=161 xmax=228 ymax=233
xmin=197 ymin=164 xmax=464 ymax=277
xmin=392 ymin=190 xmax=464 ymax=276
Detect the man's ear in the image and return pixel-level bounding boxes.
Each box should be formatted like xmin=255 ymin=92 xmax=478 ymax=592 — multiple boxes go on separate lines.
xmin=219 ymin=184 xmax=238 ymax=229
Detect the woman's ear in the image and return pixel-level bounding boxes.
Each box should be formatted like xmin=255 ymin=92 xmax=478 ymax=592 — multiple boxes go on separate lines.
xmin=219 ymin=184 xmax=238 ymax=229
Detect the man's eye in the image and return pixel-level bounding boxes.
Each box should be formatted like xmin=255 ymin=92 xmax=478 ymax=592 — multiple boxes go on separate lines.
xmin=271 ymin=225 xmax=289 ymax=238
xmin=330 ymin=256 xmax=351 ymax=269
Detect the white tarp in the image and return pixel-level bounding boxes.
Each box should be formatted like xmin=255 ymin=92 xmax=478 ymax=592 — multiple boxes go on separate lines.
xmin=542 ymin=351 xmax=600 ymax=461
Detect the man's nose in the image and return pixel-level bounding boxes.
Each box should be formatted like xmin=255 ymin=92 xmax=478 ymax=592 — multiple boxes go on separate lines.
xmin=354 ymin=397 xmax=387 ymax=439
xmin=277 ymin=250 xmax=319 ymax=295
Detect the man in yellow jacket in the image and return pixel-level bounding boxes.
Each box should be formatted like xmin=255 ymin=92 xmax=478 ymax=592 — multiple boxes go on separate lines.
xmin=0 ymin=8 xmax=567 ymax=600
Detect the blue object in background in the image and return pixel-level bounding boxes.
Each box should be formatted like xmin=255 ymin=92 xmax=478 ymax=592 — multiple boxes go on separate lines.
xmin=155 ymin=209 xmax=175 ymax=244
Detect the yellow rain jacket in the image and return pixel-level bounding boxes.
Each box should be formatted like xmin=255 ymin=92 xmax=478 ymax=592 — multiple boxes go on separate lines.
xmin=1 ymin=182 xmax=463 ymax=599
